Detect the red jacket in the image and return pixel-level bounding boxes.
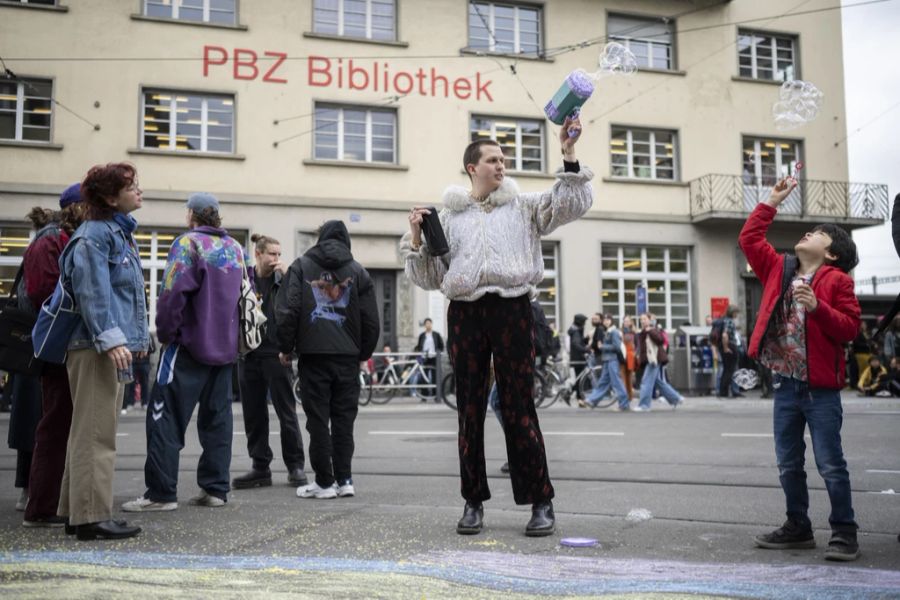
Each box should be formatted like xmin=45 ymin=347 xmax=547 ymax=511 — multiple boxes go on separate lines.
xmin=738 ymin=203 xmax=860 ymax=389
xmin=22 ymin=226 xmax=69 ymax=310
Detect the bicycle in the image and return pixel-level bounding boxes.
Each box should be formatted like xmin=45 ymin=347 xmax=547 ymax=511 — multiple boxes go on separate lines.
xmin=441 ymin=361 xmax=555 ymax=411
xmin=369 ymin=354 xmax=437 ymax=404
xmin=555 ymin=356 xmax=616 ymax=409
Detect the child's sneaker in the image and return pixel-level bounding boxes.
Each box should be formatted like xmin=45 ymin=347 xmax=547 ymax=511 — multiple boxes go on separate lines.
xmin=334 ymin=479 xmax=355 ymax=498
xmin=188 ymin=491 xmax=226 ymax=507
xmin=824 ymin=531 xmax=860 ymax=561
xmin=122 ymin=496 xmax=178 ymax=512
xmin=296 ymin=482 xmax=337 ymax=499
xmin=754 ymin=520 xmax=815 ymax=549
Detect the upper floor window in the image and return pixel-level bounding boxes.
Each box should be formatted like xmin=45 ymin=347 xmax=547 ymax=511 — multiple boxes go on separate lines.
xmin=141 ymin=90 xmax=235 ymax=153
xmin=0 ymin=77 xmax=52 ymax=143
xmin=738 ymin=30 xmax=797 ymax=82
xmin=470 ymin=115 xmax=544 ymax=172
xmin=144 ymin=0 xmax=236 ymax=26
xmin=742 ymin=136 xmax=802 ymax=212
xmin=313 ymin=0 xmax=396 ymax=41
xmin=610 ymin=126 xmax=677 ymax=181
xmin=608 ymin=13 xmax=674 ymax=71
xmin=314 ymin=104 xmax=397 ymax=164
xmin=468 ymin=2 xmax=541 ymax=56
xmin=1 ymin=0 xmax=58 ymax=5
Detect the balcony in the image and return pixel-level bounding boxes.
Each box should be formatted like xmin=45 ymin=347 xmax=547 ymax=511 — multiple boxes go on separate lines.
xmin=689 ymin=174 xmax=889 ymax=228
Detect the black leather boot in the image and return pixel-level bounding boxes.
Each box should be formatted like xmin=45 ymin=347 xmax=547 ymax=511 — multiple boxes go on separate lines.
xmin=525 ymin=501 xmax=555 ymax=537
xmin=232 ymin=468 xmax=272 ymax=489
xmin=75 ymin=520 xmax=141 ymax=541
xmin=456 ymin=502 xmax=484 ymax=535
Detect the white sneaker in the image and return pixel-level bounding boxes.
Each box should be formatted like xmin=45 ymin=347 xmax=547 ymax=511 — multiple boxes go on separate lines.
xmin=632 ymin=406 xmax=650 ymax=412
xmin=188 ymin=491 xmax=226 ymax=507
xmin=334 ymin=481 xmax=355 ymax=498
xmin=122 ymin=496 xmax=178 ymax=512
xmin=296 ymin=482 xmax=337 ymax=499
xmin=120 ymin=409 xmax=128 ymax=416
xmin=15 ymin=489 xmax=28 ymax=512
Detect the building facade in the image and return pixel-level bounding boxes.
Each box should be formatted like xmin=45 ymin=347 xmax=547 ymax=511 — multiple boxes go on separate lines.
xmin=0 ymin=0 xmax=888 ymax=350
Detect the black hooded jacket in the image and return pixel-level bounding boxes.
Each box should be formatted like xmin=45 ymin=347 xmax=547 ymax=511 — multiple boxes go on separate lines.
xmin=275 ymin=221 xmax=380 ymax=360
xmin=568 ymin=314 xmax=588 ymax=362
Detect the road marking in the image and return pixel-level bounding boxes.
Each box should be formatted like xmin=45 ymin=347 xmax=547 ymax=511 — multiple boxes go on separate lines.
xmin=369 ymin=431 xmax=456 ymax=436
xmin=542 ymin=432 xmax=625 ymax=436
xmin=721 ymin=433 xmax=810 ymax=438
xmin=867 ymin=469 xmax=900 ymax=474
xmin=116 ymin=433 xmax=129 ymax=437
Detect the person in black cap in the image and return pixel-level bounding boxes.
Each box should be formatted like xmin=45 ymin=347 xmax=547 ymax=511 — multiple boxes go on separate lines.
xmin=275 ymin=221 xmax=379 ymax=499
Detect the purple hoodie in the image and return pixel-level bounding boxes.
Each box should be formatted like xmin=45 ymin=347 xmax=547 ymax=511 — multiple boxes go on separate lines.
xmin=156 ymin=226 xmax=244 ymax=365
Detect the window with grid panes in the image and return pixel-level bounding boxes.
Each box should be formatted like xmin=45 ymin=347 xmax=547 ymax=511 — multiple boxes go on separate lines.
xmin=741 ymin=136 xmax=802 ymax=212
xmin=470 ymin=116 xmax=544 ymax=172
xmin=608 ymin=13 xmax=674 ymax=70
xmin=468 ymin=2 xmax=541 ymax=56
xmin=314 ymin=104 xmax=396 ymax=163
xmin=599 ymin=245 xmax=692 ymax=329
xmin=0 ymin=77 xmax=52 ymax=142
xmin=537 ymin=241 xmax=559 ymax=328
xmin=610 ymin=126 xmax=677 ymax=181
xmin=141 ymin=90 xmax=234 ymax=153
xmin=313 ymin=0 xmax=396 ymax=41
xmin=144 ymin=0 xmax=236 ymax=25
xmin=737 ymin=30 xmax=797 ymax=82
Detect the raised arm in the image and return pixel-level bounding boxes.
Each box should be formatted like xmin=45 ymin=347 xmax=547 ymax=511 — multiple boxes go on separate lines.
xmin=739 ymin=178 xmax=796 ymax=282
xmin=400 ymin=207 xmax=450 ymax=291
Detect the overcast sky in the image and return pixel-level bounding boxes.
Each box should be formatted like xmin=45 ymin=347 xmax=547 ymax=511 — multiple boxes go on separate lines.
xmin=842 ymin=0 xmax=900 ymax=295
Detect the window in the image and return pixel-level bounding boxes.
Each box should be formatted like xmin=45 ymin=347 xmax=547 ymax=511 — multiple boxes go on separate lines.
xmin=537 ymin=241 xmax=559 ymax=328
xmin=610 ymin=126 xmax=677 ymax=181
xmin=1 ymin=0 xmax=58 ymax=5
xmin=314 ymin=104 xmax=397 ymax=164
xmin=600 ymin=245 xmax=692 ymax=329
xmin=313 ymin=0 xmax=396 ymax=41
xmin=608 ymin=13 xmax=674 ymax=70
xmin=738 ymin=30 xmax=797 ymax=82
xmin=143 ymin=0 xmax=236 ymax=26
xmin=742 ymin=136 xmax=802 ymax=213
xmin=0 ymin=77 xmax=52 ymax=143
xmin=468 ymin=2 xmax=541 ymax=56
xmin=470 ymin=115 xmax=544 ymax=172
xmin=141 ymin=90 xmax=234 ymax=153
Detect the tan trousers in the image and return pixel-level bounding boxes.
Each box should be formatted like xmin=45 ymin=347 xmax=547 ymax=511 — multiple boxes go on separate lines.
xmin=58 ymin=349 xmax=124 ymax=525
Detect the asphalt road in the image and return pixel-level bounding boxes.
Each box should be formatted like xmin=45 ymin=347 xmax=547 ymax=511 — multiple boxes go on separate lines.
xmin=1 ymin=394 xmax=898 ymax=599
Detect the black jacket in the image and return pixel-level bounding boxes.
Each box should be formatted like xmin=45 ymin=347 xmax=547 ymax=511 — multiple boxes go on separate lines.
xmin=414 ymin=331 xmax=444 ymax=355
xmin=275 ymin=221 xmax=380 ymax=360
xmin=568 ymin=314 xmax=588 ymax=362
xmin=531 ymin=300 xmax=553 ymax=357
xmin=876 ymin=193 xmax=900 ymax=337
xmin=589 ymin=322 xmax=606 ymax=355
xmin=249 ymin=266 xmax=283 ymax=356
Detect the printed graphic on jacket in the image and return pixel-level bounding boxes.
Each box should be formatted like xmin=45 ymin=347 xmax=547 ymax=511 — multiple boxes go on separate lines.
xmin=162 ymin=233 xmax=243 ymax=292
xmin=308 ymin=271 xmax=352 ymax=325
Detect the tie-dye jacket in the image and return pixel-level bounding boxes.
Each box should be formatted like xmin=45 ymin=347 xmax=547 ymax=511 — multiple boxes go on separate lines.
xmin=156 ymin=225 xmax=244 ymax=365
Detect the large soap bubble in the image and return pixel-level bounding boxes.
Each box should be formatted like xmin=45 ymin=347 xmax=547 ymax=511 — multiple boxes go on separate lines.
xmin=772 ymin=80 xmax=824 ymax=131
xmin=596 ymin=42 xmax=638 ymax=78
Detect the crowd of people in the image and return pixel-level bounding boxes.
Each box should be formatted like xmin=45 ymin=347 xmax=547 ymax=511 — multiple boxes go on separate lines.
xmin=2 ymin=116 xmax=897 ymax=561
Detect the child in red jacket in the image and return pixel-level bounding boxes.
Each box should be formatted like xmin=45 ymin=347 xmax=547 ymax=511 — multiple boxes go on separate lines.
xmin=739 ymin=177 xmax=861 ymax=562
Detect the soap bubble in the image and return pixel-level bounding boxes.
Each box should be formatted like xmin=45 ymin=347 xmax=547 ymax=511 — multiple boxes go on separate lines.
xmin=625 ymin=508 xmax=653 ymax=523
xmin=773 ymin=80 xmax=823 ymax=131
xmin=594 ymin=42 xmax=638 ymax=78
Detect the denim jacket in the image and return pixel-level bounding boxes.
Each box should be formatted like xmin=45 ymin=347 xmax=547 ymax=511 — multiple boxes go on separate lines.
xmin=63 ymin=219 xmax=149 ymax=353
xmin=599 ymin=326 xmax=622 ymax=363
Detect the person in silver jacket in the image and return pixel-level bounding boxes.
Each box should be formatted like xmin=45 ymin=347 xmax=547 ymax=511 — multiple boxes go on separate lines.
xmin=401 ymin=116 xmax=592 ymax=537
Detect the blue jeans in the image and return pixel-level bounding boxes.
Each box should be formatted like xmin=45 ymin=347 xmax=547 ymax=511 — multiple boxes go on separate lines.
xmin=773 ymin=374 xmax=857 ymax=532
xmin=639 ymin=363 xmax=682 ymax=409
xmin=489 ymin=382 xmax=502 ymax=429
xmin=587 ymin=358 xmax=629 ymax=408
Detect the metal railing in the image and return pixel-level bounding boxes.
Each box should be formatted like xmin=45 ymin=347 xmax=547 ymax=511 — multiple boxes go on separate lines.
xmin=367 ymin=351 xmax=442 ymax=393
xmin=689 ymin=174 xmax=889 ymax=221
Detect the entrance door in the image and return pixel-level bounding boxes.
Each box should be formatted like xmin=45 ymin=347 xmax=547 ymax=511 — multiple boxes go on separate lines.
xmin=370 ymin=269 xmax=397 ymax=351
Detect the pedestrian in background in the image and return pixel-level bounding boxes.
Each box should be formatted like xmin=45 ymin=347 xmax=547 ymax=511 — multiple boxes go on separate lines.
xmin=233 ymin=233 xmax=308 ymax=491
xmin=124 ymin=192 xmax=244 ymax=513
xmin=22 ymin=184 xmax=84 ymax=528
xmin=122 ymin=329 xmax=155 ymax=414
xmin=413 ymin=317 xmax=443 ymax=403
xmin=717 ymin=305 xmax=742 ymax=398
xmin=636 ymin=313 xmax=684 ymax=411
xmin=568 ymin=314 xmax=589 ymax=403
xmin=585 ymin=314 xmax=629 ymax=410
xmin=620 ymin=315 xmax=637 ymax=402
xmin=276 ymin=221 xmax=379 ymax=500
xmin=60 ymin=163 xmax=148 ymax=540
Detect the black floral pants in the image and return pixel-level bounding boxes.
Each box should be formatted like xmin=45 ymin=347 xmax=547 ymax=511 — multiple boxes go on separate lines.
xmin=448 ymin=293 xmax=555 ymax=505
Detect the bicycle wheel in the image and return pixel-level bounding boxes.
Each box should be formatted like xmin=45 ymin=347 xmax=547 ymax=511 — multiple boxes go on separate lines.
xmin=358 ymin=371 xmax=372 ymax=406
xmin=370 ymin=370 xmax=397 ymax=405
xmin=579 ymin=365 xmax=616 ymax=408
xmin=441 ymin=372 xmax=457 ymax=410
xmin=537 ymin=371 xmax=561 ymax=409
xmin=533 ymin=372 xmax=548 ymax=408
xmin=292 ymin=376 xmax=302 ymax=403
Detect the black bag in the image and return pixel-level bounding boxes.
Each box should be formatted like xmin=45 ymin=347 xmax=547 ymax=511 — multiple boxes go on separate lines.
xmin=0 ymin=266 xmax=43 ymax=376
xmin=421 ymin=206 xmax=449 ymax=256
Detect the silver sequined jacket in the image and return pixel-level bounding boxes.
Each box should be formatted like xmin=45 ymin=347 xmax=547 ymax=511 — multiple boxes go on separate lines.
xmin=400 ymin=166 xmax=594 ymax=302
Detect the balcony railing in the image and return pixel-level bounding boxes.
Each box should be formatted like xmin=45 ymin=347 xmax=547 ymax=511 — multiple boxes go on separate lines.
xmin=689 ymin=174 xmax=889 ymax=222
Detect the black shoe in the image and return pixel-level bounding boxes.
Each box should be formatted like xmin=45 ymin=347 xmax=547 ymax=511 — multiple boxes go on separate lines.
xmin=232 ymin=468 xmax=272 ymax=489
xmin=75 ymin=520 xmax=141 ymax=541
xmin=824 ymin=531 xmax=860 ymax=561
xmin=500 ymin=462 xmax=510 ymax=474
xmin=65 ymin=518 xmax=127 ymax=535
xmin=456 ymin=502 xmax=483 ymax=535
xmin=754 ymin=520 xmax=815 ymax=549
xmin=23 ymin=515 xmax=67 ymax=528
xmin=287 ymin=468 xmax=309 ymax=486
xmin=525 ymin=501 xmax=555 ymax=537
